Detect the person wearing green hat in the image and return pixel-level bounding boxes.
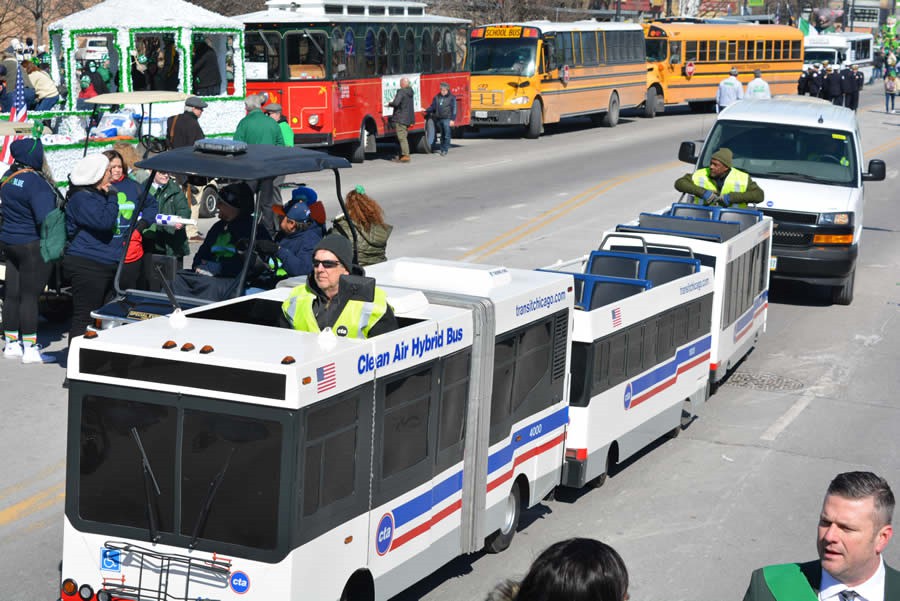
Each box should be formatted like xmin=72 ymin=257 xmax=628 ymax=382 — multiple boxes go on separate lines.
xmin=674 ymin=147 xmax=764 ymax=208
xmin=76 ymin=73 xmax=98 ymax=110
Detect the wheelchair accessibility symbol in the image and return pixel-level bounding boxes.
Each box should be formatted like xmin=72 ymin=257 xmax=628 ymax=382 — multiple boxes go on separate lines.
xmin=101 ymin=549 xmax=121 ymax=572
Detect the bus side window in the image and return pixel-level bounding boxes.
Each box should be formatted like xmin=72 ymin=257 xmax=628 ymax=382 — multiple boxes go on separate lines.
xmin=382 ymin=365 xmax=433 ymax=477
xmin=669 ymin=41 xmax=681 ymax=65
xmin=302 ymin=393 xmax=362 ymax=517
xmin=437 ymin=349 xmax=471 ymax=472
xmin=570 ymin=342 xmax=592 ymax=407
xmin=489 ymin=337 xmax=515 ymax=444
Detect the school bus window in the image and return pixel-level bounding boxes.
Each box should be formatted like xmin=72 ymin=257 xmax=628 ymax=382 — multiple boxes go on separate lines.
xmin=607 ymin=31 xmax=621 ymax=63
xmin=685 ymin=41 xmax=697 ymax=62
xmin=791 ymin=40 xmax=801 ymax=59
xmin=403 ymin=29 xmax=415 ymax=72
xmin=574 ymin=32 xmax=585 ymax=65
xmin=383 ymin=366 xmax=432 ymax=477
xmin=726 ymin=40 xmax=736 ymax=61
xmin=583 ymin=30 xmax=598 ymax=65
xmin=737 ymin=40 xmax=746 ymax=61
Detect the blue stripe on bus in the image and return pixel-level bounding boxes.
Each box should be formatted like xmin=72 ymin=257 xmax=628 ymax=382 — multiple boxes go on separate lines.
xmin=732 ymin=290 xmax=768 ymax=342
xmin=391 ymin=405 xmax=569 ymax=529
xmin=630 ymin=336 xmax=712 ymax=397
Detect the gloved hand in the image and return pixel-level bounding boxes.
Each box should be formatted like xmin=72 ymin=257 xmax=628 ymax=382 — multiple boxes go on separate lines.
xmin=701 ymin=190 xmax=719 ymax=205
xmin=254 ymin=239 xmax=279 ymax=255
xmin=720 ymin=194 xmax=732 ymax=207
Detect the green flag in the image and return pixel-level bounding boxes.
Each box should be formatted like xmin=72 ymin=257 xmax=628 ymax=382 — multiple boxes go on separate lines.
xmin=799 ymin=16 xmax=811 ymax=35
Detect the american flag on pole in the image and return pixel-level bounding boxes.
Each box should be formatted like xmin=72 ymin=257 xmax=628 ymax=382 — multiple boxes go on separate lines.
xmin=611 ymin=307 xmax=623 ymax=328
xmin=0 ymin=64 xmax=28 ymax=166
xmin=316 ymin=362 xmax=337 ymax=393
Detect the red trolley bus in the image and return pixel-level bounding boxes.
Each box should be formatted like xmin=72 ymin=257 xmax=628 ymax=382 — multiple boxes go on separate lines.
xmin=238 ymin=0 xmax=470 ymax=162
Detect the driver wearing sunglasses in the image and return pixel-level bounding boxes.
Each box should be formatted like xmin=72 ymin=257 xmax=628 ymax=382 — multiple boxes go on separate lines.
xmin=281 ymin=234 xmax=398 ymax=338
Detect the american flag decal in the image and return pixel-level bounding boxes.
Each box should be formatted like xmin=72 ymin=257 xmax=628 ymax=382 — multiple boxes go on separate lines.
xmin=316 ymin=362 xmax=337 ymax=393
xmin=0 ymin=64 xmax=28 ymax=166
xmin=611 ymin=307 xmax=622 ymax=328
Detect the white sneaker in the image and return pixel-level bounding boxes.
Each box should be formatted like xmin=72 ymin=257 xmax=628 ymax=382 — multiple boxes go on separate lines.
xmin=22 ymin=344 xmax=56 ymax=364
xmin=3 ymin=342 xmax=22 ymax=359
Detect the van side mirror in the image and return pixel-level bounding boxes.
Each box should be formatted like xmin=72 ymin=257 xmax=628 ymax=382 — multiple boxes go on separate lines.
xmin=862 ymin=158 xmax=886 ymax=181
xmin=678 ymin=141 xmax=697 ymax=164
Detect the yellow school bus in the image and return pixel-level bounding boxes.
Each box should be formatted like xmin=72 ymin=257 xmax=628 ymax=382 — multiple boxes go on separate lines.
xmin=644 ymin=23 xmax=804 ymax=112
xmin=469 ymin=21 xmax=647 ymax=137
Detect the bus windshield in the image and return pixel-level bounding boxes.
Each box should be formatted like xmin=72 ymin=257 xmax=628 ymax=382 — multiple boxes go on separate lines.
xmin=470 ymin=38 xmax=537 ymax=77
xmin=76 ymin=391 xmax=284 ymax=551
xmin=645 ymin=39 xmax=667 ymax=62
xmin=804 ymin=49 xmax=840 ymax=64
xmin=702 ymin=121 xmax=858 ymax=187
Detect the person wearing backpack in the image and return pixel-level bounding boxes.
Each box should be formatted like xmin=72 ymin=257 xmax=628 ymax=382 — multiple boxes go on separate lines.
xmin=0 ymin=138 xmax=57 ymax=363
xmin=62 ymin=153 xmax=119 ymax=342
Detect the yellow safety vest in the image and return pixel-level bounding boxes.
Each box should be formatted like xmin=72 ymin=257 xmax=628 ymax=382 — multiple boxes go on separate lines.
xmin=281 ymin=284 xmax=389 ymax=339
xmin=691 ymin=167 xmax=750 ymax=207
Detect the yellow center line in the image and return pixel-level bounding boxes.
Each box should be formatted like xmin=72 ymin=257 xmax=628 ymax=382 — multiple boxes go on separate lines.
xmin=0 ymin=481 xmax=65 ymax=528
xmin=458 ymin=161 xmax=682 ymax=262
xmin=865 ymin=135 xmax=900 ymax=157
xmin=0 ymin=459 xmax=65 ymax=503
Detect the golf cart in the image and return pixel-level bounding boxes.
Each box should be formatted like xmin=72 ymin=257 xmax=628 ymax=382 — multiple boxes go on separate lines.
xmin=89 ymin=140 xmax=351 ymax=330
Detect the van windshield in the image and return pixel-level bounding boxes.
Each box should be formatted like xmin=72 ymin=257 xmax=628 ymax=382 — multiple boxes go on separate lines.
xmin=701 ymin=121 xmax=858 ymax=187
xmin=804 ymin=49 xmax=840 ymax=64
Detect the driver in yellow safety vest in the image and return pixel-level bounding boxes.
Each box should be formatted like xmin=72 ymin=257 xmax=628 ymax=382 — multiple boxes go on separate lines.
xmin=674 ymin=147 xmax=765 ymax=209
xmin=281 ymin=234 xmax=398 ymax=338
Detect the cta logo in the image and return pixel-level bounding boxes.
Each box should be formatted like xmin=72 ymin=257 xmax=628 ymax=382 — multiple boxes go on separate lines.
xmin=376 ymin=513 xmax=394 ymax=556
xmin=623 ymin=382 xmax=634 ymax=410
xmin=230 ymin=571 xmax=250 ymax=594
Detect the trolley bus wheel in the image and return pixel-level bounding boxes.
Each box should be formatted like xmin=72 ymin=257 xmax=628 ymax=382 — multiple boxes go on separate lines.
xmin=832 ymin=269 xmax=855 ymax=305
xmin=525 ymin=100 xmax=543 ymax=139
xmin=602 ymin=92 xmax=620 ymax=128
xmin=643 ymin=87 xmax=658 ymax=118
xmin=348 ymin=126 xmax=368 ymax=164
xmin=485 ymin=480 xmax=522 ymax=553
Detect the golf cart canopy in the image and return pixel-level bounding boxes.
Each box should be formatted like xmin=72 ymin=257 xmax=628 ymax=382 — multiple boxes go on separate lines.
xmin=136 ymin=143 xmax=352 ymax=179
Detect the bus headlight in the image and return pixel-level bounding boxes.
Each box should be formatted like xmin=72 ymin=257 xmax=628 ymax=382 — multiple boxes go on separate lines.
xmin=508 ymin=96 xmax=530 ymax=105
xmin=308 ymin=114 xmax=320 ymax=126
xmin=818 ymin=212 xmax=851 ymax=226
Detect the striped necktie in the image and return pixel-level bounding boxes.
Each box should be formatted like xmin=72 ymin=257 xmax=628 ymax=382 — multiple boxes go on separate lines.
xmin=839 ymin=590 xmax=857 ymax=601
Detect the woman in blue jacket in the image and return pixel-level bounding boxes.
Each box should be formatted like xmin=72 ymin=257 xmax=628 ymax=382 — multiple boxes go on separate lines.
xmin=0 ymin=139 xmax=57 ymax=363
xmin=63 ymin=153 xmax=119 ymax=341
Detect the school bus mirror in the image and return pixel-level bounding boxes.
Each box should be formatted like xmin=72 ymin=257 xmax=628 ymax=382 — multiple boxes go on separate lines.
xmin=678 ymin=141 xmax=697 ymax=165
xmin=671 ymin=53 xmax=682 ymax=65
xmin=862 ymin=159 xmax=885 ymax=182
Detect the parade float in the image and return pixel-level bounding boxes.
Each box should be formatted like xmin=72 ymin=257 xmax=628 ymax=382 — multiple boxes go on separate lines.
xmin=11 ymin=0 xmax=246 ymax=182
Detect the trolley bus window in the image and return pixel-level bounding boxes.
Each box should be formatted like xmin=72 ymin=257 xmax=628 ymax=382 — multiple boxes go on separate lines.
xmin=403 ymin=29 xmax=415 ymax=72
xmin=390 ymin=29 xmax=401 ymax=74
xmin=79 ymin=396 xmax=176 ymax=532
xmin=245 ymin=30 xmax=281 ymax=80
xmin=377 ymin=29 xmax=389 ymax=75
xmin=469 ymin=37 xmax=537 ymax=77
xmin=422 ymin=28 xmax=434 ymax=72
xmin=181 ymin=410 xmax=281 ymax=549
xmin=382 ymin=366 xmax=433 ymax=477
xmin=285 ymin=30 xmax=327 ymax=80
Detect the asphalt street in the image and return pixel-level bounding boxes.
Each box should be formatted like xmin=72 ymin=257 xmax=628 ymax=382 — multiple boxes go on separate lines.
xmin=0 ymin=85 xmax=898 ymax=601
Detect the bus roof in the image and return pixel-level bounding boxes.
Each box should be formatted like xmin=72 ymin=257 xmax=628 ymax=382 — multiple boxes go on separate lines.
xmin=805 ymin=32 xmax=872 ymax=47
xmin=717 ymin=97 xmax=857 ymax=130
xmin=645 ymin=22 xmax=804 ymax=40
xmin=478 ymin=20 xmax=643 ymax=35
xmin=238 ymin=0 xmax=469 ymax=25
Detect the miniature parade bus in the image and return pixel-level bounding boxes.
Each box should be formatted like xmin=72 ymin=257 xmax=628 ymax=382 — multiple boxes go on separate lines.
xmin=61 ymin=204 xmax=771 ymax=601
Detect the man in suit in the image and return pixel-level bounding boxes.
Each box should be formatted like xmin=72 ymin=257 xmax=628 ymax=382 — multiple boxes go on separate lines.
xmin=744 ymin=471 xmax=898 ymax=601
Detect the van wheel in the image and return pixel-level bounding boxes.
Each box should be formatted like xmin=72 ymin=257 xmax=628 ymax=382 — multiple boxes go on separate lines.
xmin=198 ymin=186 xmax=219 ymax=218
xmin=525 ymin=100 xmax=543 ymax=139
xmin=643 ymin=87 xmax=658 ymax=118
xmin=832 ymin=270 xmax=855 ymax=305
xmin=601 ymin=92 xmax=620 ymax=127
xmin=485 ymin=480 xmax=521 ymax=553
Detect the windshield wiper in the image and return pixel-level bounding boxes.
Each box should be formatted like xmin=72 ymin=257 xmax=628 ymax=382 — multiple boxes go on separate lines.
xmin=766 ymin=171 xmax=824 ymax=183
xmin=188 ymin=447 xmax=235 ymax=549
xmin=130 ymin=427 xmax=161 ymax=543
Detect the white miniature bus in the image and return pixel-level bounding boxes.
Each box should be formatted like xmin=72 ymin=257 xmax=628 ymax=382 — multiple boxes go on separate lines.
xmin=804 ymin=32 xmax=875 ymax=82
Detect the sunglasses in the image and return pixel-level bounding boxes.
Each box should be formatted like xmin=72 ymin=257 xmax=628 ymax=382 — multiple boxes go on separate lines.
xmin=312 ymin=259 xmax=341 ymax=269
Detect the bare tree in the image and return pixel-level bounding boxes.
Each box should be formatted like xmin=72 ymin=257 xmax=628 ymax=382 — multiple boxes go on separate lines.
xmin=12 ymin=0 xmax=92 ymax=47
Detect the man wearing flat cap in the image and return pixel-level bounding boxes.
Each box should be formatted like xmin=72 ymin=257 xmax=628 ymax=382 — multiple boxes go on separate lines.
xmin=281 ymin=234 xmax=398 ymax=338
xmin=167 ymin=95 xmax=208 ymax=240
xmin=424 ymin=82 xmax=457 ymax=156
xmin=674 ymin=147 xmax=764 ymax=208
xmin=263 ymin=103 xmax=294 ymax=147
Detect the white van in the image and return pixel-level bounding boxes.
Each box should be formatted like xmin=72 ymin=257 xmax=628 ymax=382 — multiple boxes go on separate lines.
xmin=678 ymin=97 xmax=886 ymax=304
xmin=804 ymin=33 xmax=875 ymax=82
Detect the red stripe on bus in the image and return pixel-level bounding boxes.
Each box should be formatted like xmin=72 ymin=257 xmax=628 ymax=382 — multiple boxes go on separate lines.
xmin=734 ymin=302 xmax=768 ymax=343
xmin=629 ymin=352 xmax=710 ymax=409
xmin=486 ymin=432 xmax=566 ymax=492
xmin=391 ymin=499 xmax=464 ymax=550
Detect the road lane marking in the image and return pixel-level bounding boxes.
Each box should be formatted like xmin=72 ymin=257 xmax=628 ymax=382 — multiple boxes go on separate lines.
xmin=458 ymin=161 xmax=681 ymax=262
xmin=0 ymin=460 xmax=64 ymax=503
xmin=407 ymin=229 xmax=430 ymax=236
xmin=0 ymin=482 xmax=65 ymax=527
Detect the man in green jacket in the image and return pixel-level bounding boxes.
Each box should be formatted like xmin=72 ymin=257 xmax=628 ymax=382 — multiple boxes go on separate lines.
xmin=674 ymin=147 xmax=764 ymax=208
xmin=743 ymin=471 xmax=899 ymax=601
xmin=235 ymin=93 xmax=284 ymax=236
xmin=234 ymin=93 xmax=284 ymax=146
xmin=263 ymin=103 xmax=294 ymax=147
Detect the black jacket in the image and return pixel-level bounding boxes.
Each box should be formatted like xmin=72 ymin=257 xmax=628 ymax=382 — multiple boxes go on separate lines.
xmin=808 ymin=73 xmax=823 ymax=97
xmin=389 ymin=86 xmax=415 ymax=126
xmin=825 ymin=72 xmax=844 ymax=97
xmin=841 ymin=68 xmax=858 ymax=93
xmin=167 ymin=110 xmax=205 ymax=149
xmin=192 ymin=43 xmax=221 ymax=90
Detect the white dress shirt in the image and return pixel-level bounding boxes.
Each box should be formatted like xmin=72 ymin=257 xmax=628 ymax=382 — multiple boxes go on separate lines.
xmin=819 ymin=557 xmax=886 ymax=601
